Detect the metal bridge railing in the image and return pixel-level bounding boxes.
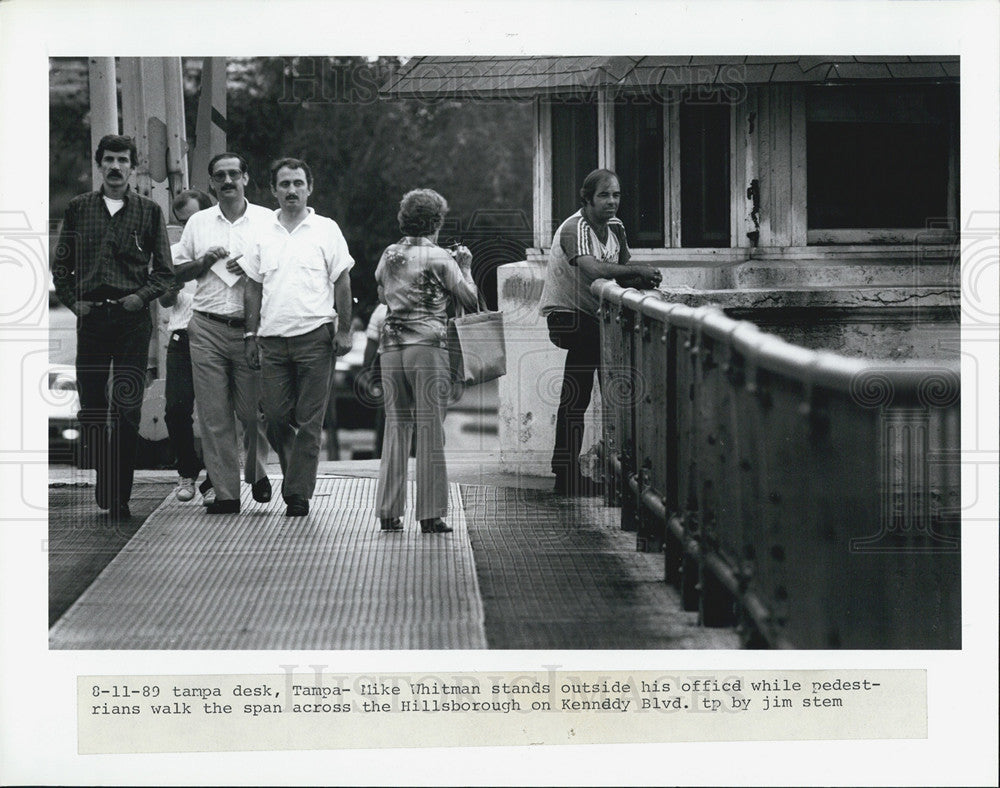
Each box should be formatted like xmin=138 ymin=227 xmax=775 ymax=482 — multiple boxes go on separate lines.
xmin=594 ymin=280 xmax=961 ymax=649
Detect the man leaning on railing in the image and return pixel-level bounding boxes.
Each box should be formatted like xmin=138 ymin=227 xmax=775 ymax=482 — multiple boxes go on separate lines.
xmin=537 ymin=168 xmax=662 ymax=497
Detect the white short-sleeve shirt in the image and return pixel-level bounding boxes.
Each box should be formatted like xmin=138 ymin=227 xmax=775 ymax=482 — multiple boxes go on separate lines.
xmin=172 ymin=201 xmax=274 ymax=318
xmin=244 ymin=208 xmax=355 ymax=338
xmin=165 ymin=240 xmax=198 ymax=332
xmin=366 ymin=303 xmax=388 ymax=342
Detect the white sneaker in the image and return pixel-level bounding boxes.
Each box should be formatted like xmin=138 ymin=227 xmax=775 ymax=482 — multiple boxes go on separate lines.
xmin=202 ymin=487 xmax=217 ymax=506
xmin=174 ymin=477 xmax=196 ymax=502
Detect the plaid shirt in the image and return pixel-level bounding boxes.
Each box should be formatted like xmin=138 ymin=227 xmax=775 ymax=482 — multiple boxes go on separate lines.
xmin=52 ymin=188 xmax=174 ymax=309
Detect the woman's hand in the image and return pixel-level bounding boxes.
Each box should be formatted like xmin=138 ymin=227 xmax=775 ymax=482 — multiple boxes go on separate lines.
xmin=452 ymin=244 xmax=473 ymax=271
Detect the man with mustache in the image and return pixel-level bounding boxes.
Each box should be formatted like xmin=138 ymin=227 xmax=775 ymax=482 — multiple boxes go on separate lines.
xmin=539 ymin=168 xmax=662 ymax=497
xmin=52 ymin=134 xmax=175 ymax=519
xmin=172 ymin=153 xmax=279 ymax=514
xmin=243 ymin=158 xmax=354 ymax=517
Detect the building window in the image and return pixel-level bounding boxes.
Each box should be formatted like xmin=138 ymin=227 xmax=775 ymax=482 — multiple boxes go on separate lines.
xmin=550 ymin=100 xmax=597 ymax=230
xmin=680 ymin=99 xmax=731 ymax=248
xmin=806 ymin=85 xmax=958 ymax=244
xmin=615 ymin=97 xmax=665 ymax=247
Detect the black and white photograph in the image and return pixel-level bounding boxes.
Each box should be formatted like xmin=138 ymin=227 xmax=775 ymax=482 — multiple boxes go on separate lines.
xmin=1 ymin=0 xmax=998 ymax=785
xmin=45 ymin=53 xmax=963 ymax=652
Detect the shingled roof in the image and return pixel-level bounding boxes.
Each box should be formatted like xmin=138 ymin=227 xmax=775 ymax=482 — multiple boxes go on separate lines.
xmin=381 ymin=56 xmax=959 ymax=99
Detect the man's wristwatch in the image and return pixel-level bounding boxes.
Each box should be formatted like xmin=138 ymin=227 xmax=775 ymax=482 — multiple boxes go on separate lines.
xmin=243 ymin=331 xmax=257 ymax=340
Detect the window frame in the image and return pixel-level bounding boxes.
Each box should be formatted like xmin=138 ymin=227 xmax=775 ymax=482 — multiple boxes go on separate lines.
xmin=802 ymin=83 xmax=959 ymax=246
xmin=613 ymin=92 xmax=667 ymax=248
xmin=533 ymin=90 xmax=738 ymax=254
xmin=531 ymin=82 xmax=958 ymax=257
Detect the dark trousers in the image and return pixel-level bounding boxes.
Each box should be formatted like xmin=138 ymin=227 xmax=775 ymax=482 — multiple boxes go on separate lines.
xmin=259 ymin=325 xmax=334 ymax=501
xmin=76 ymin=306 xmax=151 ymax=508
xmin=164 ymin=330 xmax=203 ymax=480
xmin=547 ymin=310 xmax=602 ymax=480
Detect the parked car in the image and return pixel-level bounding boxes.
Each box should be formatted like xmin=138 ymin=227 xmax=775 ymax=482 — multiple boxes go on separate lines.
xmin=47 ymin=363 xmax=172 ymax=468
xmin=330 ymin=330 xmax=377 ymax=431
xmin=48 ymin=330 xmax=376 ymax=467
xmin=48 ymin=364 xmax=81 ymax=464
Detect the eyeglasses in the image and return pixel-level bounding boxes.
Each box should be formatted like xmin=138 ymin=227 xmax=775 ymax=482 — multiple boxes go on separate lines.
xmin=210 ymin=169 xmax=245 ymax=184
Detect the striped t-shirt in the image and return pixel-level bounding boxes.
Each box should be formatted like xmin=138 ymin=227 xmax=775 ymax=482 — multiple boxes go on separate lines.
xmin=539 ymin=210 xmax=630 ymax=319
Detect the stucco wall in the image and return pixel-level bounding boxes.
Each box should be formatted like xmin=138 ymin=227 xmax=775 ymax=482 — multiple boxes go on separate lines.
xmin=496 ymin=261 xmax=603 ymax=477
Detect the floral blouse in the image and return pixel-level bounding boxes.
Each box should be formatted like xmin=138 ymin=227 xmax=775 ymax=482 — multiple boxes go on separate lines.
xmin=374 ymin=237 xmax=477 ymax=352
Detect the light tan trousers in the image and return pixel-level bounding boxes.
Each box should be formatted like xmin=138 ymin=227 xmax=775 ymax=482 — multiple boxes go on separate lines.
xmin=376 ymin=344 xmax=450 ymax=521
xmin=188 ymin=312 xmax=274 ymax=501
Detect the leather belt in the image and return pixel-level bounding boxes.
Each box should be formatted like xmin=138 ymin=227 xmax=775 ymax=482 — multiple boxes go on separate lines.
xmin=195 ymin=310 xmax=246 ymax=329
xmin=79 ymin=298 xmax=124 ymax=308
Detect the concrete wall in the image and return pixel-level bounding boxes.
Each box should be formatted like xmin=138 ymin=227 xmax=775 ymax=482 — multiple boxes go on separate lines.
xmin=496 ymin=261 xmax=603 ymax=477
xmin=675 ymin=286 xmax=961 ymax=361
xmin=496 ymin=259 xmax=960 ymax=477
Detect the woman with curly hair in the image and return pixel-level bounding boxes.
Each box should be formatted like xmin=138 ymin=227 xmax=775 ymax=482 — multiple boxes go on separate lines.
xmin=374 ymin=189 xmax=478 ymax=533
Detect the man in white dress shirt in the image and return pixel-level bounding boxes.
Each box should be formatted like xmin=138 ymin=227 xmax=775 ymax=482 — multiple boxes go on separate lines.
xmin=243 ymin=158 xmax=354 ymax=517
xmin=172 ymin=153 xmax=279 ymax=514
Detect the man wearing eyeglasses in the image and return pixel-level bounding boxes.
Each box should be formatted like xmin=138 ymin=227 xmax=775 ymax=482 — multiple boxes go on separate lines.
xmin=172 ymin=153 xmax=279 ymax=515
xmin=52 ymin=134 xmax=175 ymax=519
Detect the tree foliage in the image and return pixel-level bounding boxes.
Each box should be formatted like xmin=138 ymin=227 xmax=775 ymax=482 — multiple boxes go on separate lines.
xmin=49 ymin=57 xmax=534 ymax=320
xmin=50 ymin=59 xmax=94 ymax=219
xmin=226 ymin=57 xmax=533 ymax=318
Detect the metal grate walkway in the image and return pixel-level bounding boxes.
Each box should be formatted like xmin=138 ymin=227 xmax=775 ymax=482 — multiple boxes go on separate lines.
xmin=462 ymin=486 xmax=738 ymax=649
xmin=49 ymin=477 xmax=487 ymax=650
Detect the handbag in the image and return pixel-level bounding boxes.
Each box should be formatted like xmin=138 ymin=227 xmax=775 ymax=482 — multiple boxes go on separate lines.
xmin=447 ymin=293 xmax=507 ymax=387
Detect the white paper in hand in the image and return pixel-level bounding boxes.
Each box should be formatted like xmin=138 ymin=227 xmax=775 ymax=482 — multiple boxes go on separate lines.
xmin=211 ymin=255 xmax=243 ymax=288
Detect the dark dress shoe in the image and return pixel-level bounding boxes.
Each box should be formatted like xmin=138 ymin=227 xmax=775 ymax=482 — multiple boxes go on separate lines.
xmin=251 ymin=476 xmax=272 ymax=503
xmin=420 ymin=518 xmax=453 ymax=534
xmin=205 ymin=499 xmax=241 ymax=514
xmin=285 ymin=496 xmax=309 ymax=517
xmin=380 ymin=517 xmax=403 ymax=532
xmin=108 ymin=503 xmax=131 ymax=520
